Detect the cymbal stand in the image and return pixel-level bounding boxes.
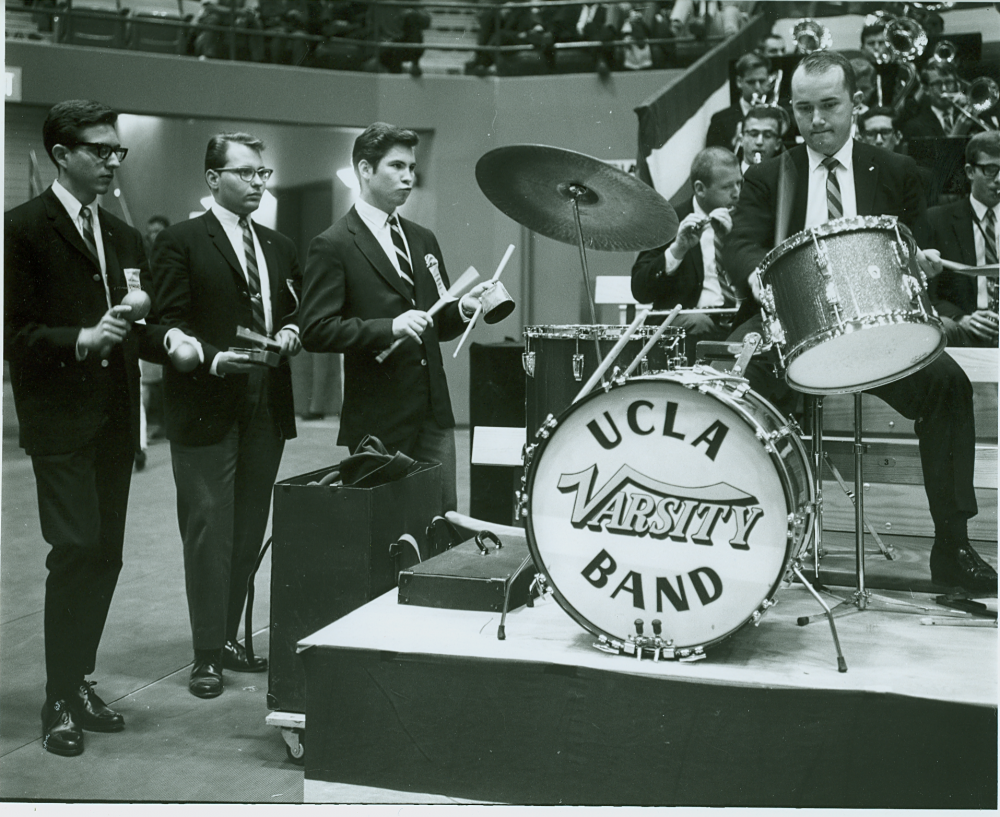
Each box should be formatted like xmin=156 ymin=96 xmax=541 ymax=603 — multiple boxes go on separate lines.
xmin=567 ymin=185 xmax=605 ymax=374
xmin=799 ymin=393 xmax=950 ymax=625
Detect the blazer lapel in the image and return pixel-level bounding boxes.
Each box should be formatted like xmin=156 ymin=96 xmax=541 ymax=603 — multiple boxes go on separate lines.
xmin=97 ymin=208 xmax=128 ymax=306
xmin=853 ymin=142 xmax=879 ymax=217
xmin=204 ymin=210 xmax=248 ymax=292
xmin=954 ymin=201 xmax=978 ymax=267
xmin=347 ymin=207 xmax=413 ymax=302
xmin=43 ymin=188 xmax=100 ymax=269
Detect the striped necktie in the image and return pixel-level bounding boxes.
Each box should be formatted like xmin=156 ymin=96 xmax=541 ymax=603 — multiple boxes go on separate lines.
xmin=79 ymin=206 xmax=99 ymax=260
xmin=238 ymin=217 xmax=267 ymax=336
xmin=821 ymin=156 xmax=843 ymax=221
xmin=981 ymin=207 xmax=998 ymax=266
xmin=712 ymin=221 xmax=736 ymax=306
xmin=389 ymin=214 xmax=415 ymax=301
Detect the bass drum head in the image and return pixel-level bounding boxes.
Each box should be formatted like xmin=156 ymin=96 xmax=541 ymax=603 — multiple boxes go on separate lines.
xmin=526 ymin=377 xmax=793 ymax=652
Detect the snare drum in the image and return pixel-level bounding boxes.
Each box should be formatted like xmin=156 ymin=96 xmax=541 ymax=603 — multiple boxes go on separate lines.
xmin=524 ymin=370 xmax=813 ymax=659
xmin=758 ymin=216 xmax=945 ymax=394
xmin=523 ymin=324 xmax=685 ymax=435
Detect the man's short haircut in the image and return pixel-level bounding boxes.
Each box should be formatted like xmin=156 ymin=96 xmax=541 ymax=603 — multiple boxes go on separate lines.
xmin=794 ymin=50 xmax=857 ymax=98
xmin=857 ymin=106 xmax=898 ymax=133
xmin=735 ymin=52 xmax=770 ymax=78
xmin=920 ymin=61 xmax=956 ymax=84
xmin=850 ymin=56 xmax=876 ymax=82
xmin=861 ymin=22 xmax=885 ymax=44
xmin=353 ymin=122 xmax=419 ymax=171
xmin=691 ymin=146 xmax=740 ymax=186
xmin=148 ymin=215 xmax=171 ymax=228
xmin=966 ymin=130 xmax=1000 ymax=164
xmin=204 ymin=133 xmax=265 ymax=173
xmin=42 ymin=99 xmax=118 ymax=166
xmin=744 ymin=104 xmax=786 ymax=131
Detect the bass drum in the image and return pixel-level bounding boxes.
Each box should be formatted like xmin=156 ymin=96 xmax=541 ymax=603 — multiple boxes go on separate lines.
xmin=525 ymin=370 xmax=814 ymax=658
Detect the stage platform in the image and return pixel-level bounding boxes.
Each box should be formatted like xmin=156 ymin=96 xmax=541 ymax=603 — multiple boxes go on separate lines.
xmin=299 ymin=582 xmax=997 ymax=808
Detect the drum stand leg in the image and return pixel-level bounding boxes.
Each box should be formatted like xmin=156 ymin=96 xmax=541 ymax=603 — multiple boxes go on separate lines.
xmin=799 ymin=394 xmax=937 ymax=626
xmin=809 ymin=397 xmax=825 ymax=579
xmin=791 ymin=562 xmax=847 ymax=672
xmin=569 ymin=193 xmax=606 ymax=374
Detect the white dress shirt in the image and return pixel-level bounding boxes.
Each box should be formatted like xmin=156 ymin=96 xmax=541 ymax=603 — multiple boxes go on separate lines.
xmin=210 ymin=202 xmax=275 ymax=336
xmin=805 ymin=140 xmax=858 ymax=229
xmin=52 ymin=180 xmax=110 ymax=308
xmin=664 ymin=198 xmax=728 ymax=308
xmin=969 ymin=194 xmax=999 ymax=309
xmin=355 ymin=196 xmax=413 ymax=280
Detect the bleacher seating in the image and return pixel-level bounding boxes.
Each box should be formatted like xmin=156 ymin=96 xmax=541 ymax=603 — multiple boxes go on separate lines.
xmin=128 ymin=11 xmax=188 ymax=55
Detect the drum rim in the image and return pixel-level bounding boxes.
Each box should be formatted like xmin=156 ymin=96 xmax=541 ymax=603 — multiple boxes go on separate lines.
xmin=785 ymin=322 xmax=947 ymax=394
xmin=524 ymin=373 xmax=813 ymax=654
xmin=757 ymin=214 xmax=902 ymax=280
xmin=524 ymin=324 xmax=683 ymax=341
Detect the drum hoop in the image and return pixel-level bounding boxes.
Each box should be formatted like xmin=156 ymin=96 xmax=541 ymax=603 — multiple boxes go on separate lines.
xmin=524 ymin=374 xmax=814 ymax=653
xmin=758 ymin=214 xmax=901 ymax=280
xmin=524 ymin=324 xmax=683 ymax=341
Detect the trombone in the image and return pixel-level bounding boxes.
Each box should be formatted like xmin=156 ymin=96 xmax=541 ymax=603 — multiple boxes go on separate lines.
xmin=926 ymin=39 xmax=1000 ymax=132
xmin=882 ymin=16 xmax=928 ymax=118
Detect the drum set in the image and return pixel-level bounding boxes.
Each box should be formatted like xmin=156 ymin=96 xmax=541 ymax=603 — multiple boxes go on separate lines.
xmin=475 ymin=144 xmax=953 ymax=672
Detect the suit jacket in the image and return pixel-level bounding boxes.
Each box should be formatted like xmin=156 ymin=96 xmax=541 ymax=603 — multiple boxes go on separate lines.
xmin=4 ymin=187 xmax=167 ymax=456
xmin=300 ymin=206 xmax=466 ymax=451
xmin=150 ymin=210 xmax=299 ymax=446
xmin=923 ymin=198 xmax=980 ymax=319
xmin=901 ymin=102 xmax=947 ymax=141
xmin=631 ymin=199 xmax=707 ymax=310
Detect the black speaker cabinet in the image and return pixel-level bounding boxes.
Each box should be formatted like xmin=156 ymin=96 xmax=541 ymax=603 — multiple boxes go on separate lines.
xmin=267 ymin=462 xmax=442 ymax=714
xmin=469 ymin=341 xmax=525 ymax=525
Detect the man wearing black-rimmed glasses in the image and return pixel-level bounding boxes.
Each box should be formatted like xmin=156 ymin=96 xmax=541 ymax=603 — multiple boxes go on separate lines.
xmin=4 ymin=99 xmax=171 ymax=755
xmin=150 ymin=132 xmax=302 ymax=699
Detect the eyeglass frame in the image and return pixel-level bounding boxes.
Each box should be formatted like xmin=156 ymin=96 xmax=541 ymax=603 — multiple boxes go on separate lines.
xmin=971 ymin=162 xmax=1000 ymax=178
xmin=211 ymin=166 xmax=274 ymax=183
xmin=69 ymin=142 xmax=129 ymax=162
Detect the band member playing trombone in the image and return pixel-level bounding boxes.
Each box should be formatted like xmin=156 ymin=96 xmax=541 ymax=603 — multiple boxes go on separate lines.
xmin=631 ymin=147 xmax=742 ymax=365
xmin=723 ymin=51 xmax=995 ymax=594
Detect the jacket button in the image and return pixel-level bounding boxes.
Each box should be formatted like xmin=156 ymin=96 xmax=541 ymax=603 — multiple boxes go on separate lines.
xmin=101 ymin=359 xmax=109 ymax=368
xmin=420 ymin=359 xmax=427 ymax=366
xmin=93 ymin=274 xmax=101 ymax=282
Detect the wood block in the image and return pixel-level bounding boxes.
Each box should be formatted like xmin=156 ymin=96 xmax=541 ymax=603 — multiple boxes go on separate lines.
xmin=821 ymin=482 xmax=997 ymax=542
xmin=821 ymin=438 xmax=998 ymax=490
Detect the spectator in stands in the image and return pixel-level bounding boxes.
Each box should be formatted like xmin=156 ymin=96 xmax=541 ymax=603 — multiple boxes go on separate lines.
xmin=143 ymin=215 xmax=170 ymax=256
xmin=631 ymin=147 xmax=743 ymax=365
xmin=705 ymin=52 xmax=772 ymax=152
xmin=192 ymin=0 xmax=265 ymax=62
xmin=465 ymin=1 xmax=557 ymax=76
xmin=366 ymin=3 xmax=432 ymax=77
xmin=669 ymin=0 xmax=752 ymax=41
xmin=761 ymin=31 xmax=785 ymax=57
xmin=552 ymin=3 xmax=620 ymax=78
xmin=924 ymin=131 xmax=1000 ymax=348
xmin=618 ymin=5 xmax=654 ymax=71
xmin=738 ymin=105 xmax=784 ymax=173
xmin=308 ymin=1 xmax=368 ymax=72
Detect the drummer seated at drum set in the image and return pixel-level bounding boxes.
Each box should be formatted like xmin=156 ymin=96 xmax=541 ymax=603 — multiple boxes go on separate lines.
xmin=692 ymin=51 xmax=994 ymax=594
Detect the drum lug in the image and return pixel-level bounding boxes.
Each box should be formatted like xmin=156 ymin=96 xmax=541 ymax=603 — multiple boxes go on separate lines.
xmin=522 ymin=351 xmax=535 ymax=377
xmin=751 ymin=598 xmax=777 ymax=627
xmin=572 ymin=353 xmax=585 ymax=382
xmin=639 ymin=357 xmax=650 ymax=376
xmin=535 ymin=414 xmax=558 ymax=441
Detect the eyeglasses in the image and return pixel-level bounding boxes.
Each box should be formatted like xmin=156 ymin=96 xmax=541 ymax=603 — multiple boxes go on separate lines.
xmin=72 ymin=142 xmax=128 ymax=162
xmin=861 ymin=129 xmax=896 ymax=139
xmin=927 ymin=79 xmax=959 ymax=92
xmin=213 ymin=166 xmax=273 ymax=183
xmin=972 ymin=163 xmax=1000 ymax=178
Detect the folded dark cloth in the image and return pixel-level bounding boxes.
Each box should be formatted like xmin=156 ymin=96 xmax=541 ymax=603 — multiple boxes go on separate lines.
xmin=314 ymin=435 xmax=416 ymax=488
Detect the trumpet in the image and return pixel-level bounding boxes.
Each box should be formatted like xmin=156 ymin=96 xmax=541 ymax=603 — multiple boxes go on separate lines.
xmin=790 ymin=19 xmax=831 ymax=55
xmin=750 ymin=68 xmax=783 ymax=107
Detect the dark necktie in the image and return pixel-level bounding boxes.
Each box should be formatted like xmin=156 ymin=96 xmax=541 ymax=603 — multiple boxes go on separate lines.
xmin=79 ymin=205 xmax=99 ymax=260
xmin=941 ymin=109 xmax=953 ymax=134
xmin=239 ymin=217 xmax=267 ymax=336
xmin=981 ymin=208 xmax=998 ymax=266
xmin=821 ymin=156 xmax=842 ymax=221
xmin=712 ymin=221 xmax=736 ymax=306
xmin=389 ymin=214 xmax=415 ymax=302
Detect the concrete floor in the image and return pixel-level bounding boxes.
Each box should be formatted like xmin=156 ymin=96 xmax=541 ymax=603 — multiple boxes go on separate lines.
xmin=0 ymin=382 xmax=476 ymax=803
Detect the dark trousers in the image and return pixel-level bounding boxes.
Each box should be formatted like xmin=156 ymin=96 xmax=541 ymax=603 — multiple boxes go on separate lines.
xmin=390 ymin=414 xmax=457 ymax=514
xmin=170 ymin=372 xmax=284 ymax=650
xmin=728 ymin=314 xmax=978 ymax=540
xmin=31 ymin=408 xmax=134 ymax=701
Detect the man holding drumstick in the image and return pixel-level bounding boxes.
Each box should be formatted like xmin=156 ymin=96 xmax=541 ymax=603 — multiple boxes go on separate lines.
xmin=722 ymin=51 xmax=994 ymax=594
xmin=300 ymin=122 xmax=489 ymax=512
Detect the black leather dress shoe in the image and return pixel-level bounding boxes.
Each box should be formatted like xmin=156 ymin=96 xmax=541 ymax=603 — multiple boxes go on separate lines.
xmin=70 ymin=681 xmax=125 ymax=732
xmin=189 ymin=656 xmax=223 ymax=698
xmin=222 ymin=640 xmax=268 ymax=673
xmin=931 ymin=543 xmax=999 ymax=595
xmin=41 ymin=699 xmax=84 ymax=757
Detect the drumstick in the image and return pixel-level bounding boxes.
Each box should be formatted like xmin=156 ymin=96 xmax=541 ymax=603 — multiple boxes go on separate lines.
xmin=376 ymin=266 xmax=480 ymax=364
xmin=452 ymin=244 xmax=516 ymax=359
xmin=938 ymin=258 xmax=1000 ymax=277
xmin=623 ymin=305 xmax=682 ymax=377
xmin=573 ymin=306 xmax=650 ymax=405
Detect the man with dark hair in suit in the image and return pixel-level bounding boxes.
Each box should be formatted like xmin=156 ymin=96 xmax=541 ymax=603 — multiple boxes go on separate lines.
xmin=723 ymin=51 xmax=995 ymax=594
xmin=300 ymin=122 xmax=489 ymax=513
xmin=631 ymin=146 xmax=742 ymax=365
xmin=705 ymin=52 xmax=772 ymax=152
xmin=4 ymin=99 xmax=170 ymax=755
xmin=150 ymin=132 xmax=302 ymax=699
xmin=924 ymin=130 xmax=1000 ymax=348
xmin=901 ymin=62 xmax=963 ymax=141
xmin=739 ymin=104 xmax=785 ymax=173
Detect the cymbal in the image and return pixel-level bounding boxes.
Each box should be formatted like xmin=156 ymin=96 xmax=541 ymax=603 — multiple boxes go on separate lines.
xmin=476 ymin=145 xmax=678 ymax=252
